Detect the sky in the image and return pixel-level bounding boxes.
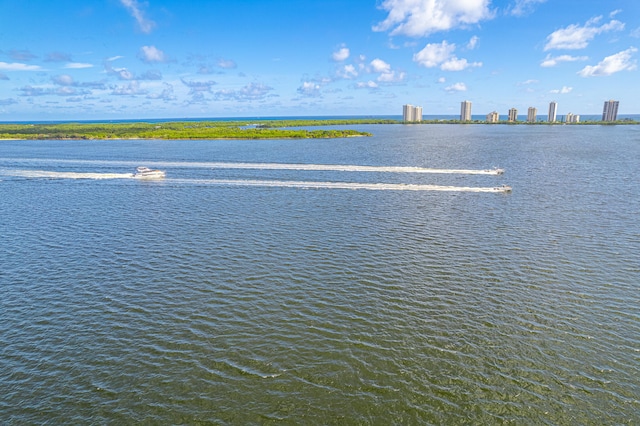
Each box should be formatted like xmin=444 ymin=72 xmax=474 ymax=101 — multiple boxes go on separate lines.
xmin=0 ymin=0 xmax=639 ymax=120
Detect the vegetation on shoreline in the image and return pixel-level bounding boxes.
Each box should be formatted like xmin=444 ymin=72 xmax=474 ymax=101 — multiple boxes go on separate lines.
xmin=0 ymin=120 xmax=376 ymax=140
xmin=0 ymin=117 xmax=637 ymax=140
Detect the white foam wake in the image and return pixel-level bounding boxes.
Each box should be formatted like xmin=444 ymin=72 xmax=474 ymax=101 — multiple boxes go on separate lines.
xmin=0 ymin=159 xmax=504 ymax=175
xmin=2 ymin=170 xmax=134 ymax=180
xmin=171 ymin=178 xmax=509 ymax=192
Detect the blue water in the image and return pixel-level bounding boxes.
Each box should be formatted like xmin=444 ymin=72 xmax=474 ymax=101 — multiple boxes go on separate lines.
xmin=1 ymin=124 xmax=639 ymax=424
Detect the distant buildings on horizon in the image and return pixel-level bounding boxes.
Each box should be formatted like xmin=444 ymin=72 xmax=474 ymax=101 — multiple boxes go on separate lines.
xmin=402 ymin=100 xmax=621 ymax=123
xmin=402 ymin=104 xmax=423 ymax=122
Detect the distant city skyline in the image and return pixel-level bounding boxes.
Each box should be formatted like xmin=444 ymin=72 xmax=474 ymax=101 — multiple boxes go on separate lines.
xmin=406 ymin=99 xmax=623 ymax=122
xmin=0 ymin=0 xmax=639 ymax=121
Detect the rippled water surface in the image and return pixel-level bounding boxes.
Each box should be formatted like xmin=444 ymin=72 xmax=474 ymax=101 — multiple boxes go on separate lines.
xmin=1 ymin=124 xmax=639 ymax=424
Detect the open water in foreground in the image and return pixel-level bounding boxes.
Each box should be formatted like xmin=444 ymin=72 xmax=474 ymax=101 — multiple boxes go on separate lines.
xmin=1 ymin=124 xmax=639 ymax=424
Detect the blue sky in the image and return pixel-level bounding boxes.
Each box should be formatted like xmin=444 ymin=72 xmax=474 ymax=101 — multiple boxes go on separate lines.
xmin=1 ymin=0 xmax=638 ymax=120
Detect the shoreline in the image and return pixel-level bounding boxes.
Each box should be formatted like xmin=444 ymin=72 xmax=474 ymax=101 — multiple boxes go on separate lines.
xmin=1 ymin=118 xmax=638 ymax=141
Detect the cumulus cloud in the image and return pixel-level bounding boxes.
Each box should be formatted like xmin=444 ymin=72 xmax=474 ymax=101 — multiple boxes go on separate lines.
xmin=368 ymin=58 xmax=406 ymax=82
xmin=549 ymin=86 xmax=573 ymax=94
xmin=356 ymin=81 xmax=378 ymax=89
xmin=544 ymin=16 xmax=625 ymax=51
xmin=445 ymin=82 xmax=467 ymax=92
xmin=119 ymin=0 xmax=156 ymax=33
xmin=332 ymin=46 xmax=350 ymax=62
xmin=297 ymin=81 xmax=322 ymax=98
xmin=0 ymin=62 xmax=41 ymax=71
xmin=111 ymin=81 xmax=148 ymax=96
xmin=181 ymin=78 xmax=217 ymax=95
xmin=540 ymin=54 xmax=588 ymax=67
xmin=138 ymin=46 xmax=168 ymax=63
xmin=413 ymin=41 xmax=481 ymax=70
xmin=577 ymin=47 xmax=637 ymax=77
xmin=104 ymin=57 xmax=135 ymax=80
xmin=373 ymin=0 xmax=493 ymax=37
xmin=336 ymin=64 xmax=358 ymax=79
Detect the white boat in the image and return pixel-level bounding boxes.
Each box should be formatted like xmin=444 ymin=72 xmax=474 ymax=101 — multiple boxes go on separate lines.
xmin=494 ymin=184 xmax=512 ymax=192
xmin=133 ymin=166 xmax=166 ymax=179
xmin=486 ymin=167 xmax=505 ymax=175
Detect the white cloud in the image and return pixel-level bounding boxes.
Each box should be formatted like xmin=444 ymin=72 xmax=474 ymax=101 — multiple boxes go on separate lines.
xmin=413 ymin=41 xmax=456 ymax=68
xmin=378 ymin=70 xmax=406 ymax=82
xmin=373 ymin=0 xmax=493 ymax=37
xmin=297 ymin=82 xmax=322 ymax=97
xmin=119 ymin=0 xmax=156 ymax=33
xmin=368 ymin=59 xmax=406 ymax=83
xmin=356 ymin=81 xmax=378 ymax=89
xmin=138 ymin=46 xmax=168 ymax=63
xmin=467 ymin=36 xmax=479 ymax=50
xmin=540 ymin=54 xmax=588 ymax=67
xmin=445 ymin=82 xmax=467 ymax=92
xmin=441 ymin=57 xmax=482 ymax=71
xmin=332 ymin=47 xmax=350 ymax=62
xmin=549 ymin=86 xmax=573 ymax=94
xmin=112 ymin=81 xmax=148 ymax=96
xmin=578 ymin=47 xmax=637 ymax=77
xmin=509 ymin=0 xmax=547 ymax=17
xmin=413 ymin=41 xmax=481 ymax=71
xmin=370 ymin=59 xmax=391 ymax=73
xmin=544 ymin=17 xmax=625 ymax=51
xmin=64 ymin=62 xmax=94 ymax=69
xmin=0 ymin=62 xmax=41 ymax=71
xmin=337 ymin=64 xmax=358 ymax=79
xmin=437 ymin=77 xmax=446 ymax=83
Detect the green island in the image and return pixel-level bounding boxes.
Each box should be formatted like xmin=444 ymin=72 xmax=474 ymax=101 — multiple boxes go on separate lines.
xmin=0 ymin=119 xmax=394 ymax=140
xmin=0 ymin=117 xmax=637 ymax=140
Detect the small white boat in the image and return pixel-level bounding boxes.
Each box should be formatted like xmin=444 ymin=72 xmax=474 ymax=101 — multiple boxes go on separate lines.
xmin=494 ymin=184 xmax=512 ymax=192
xmin=486 ymin=167 xmax=505 ymax=175
xmin=133 ymin=166 xmax=166 ymax=179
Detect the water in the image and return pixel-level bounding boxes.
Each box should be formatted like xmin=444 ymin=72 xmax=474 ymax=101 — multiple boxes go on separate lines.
xmin=1 ymin=124 xmax=639 ymax=424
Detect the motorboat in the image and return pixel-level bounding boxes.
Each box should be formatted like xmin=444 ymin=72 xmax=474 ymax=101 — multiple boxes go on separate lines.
xmin=489 ymin=167 xmax=505 ymax=175
xmin=133 ymin=166 xmax=166 ymax=179
xmin=494 ymin=184 xmax=512 ymax=192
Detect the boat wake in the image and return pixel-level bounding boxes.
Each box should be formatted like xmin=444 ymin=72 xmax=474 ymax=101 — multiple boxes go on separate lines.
xmin=2 ymin=170 xmax=134 ymax=180
xmin=0 ymin=158 xmax=505 ymax=175
xmin=170 ymin=178 xmax=511 ymax=192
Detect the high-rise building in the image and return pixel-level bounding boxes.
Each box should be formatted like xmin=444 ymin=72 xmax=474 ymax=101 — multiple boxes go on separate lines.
xmin=414 ymin=106 xmax=423 ymax=122
xmin=548 ymin=101 xmax=557 ymax=123
xmin=486 ymin=111 xmax=499 ymax=123
xmin=566 ymin=113 xmax=580 ymax=123
xmin=527 ymin=107 xmax=537 ymax=123
xmin=602 ymin=100 xmax=619 ymax=122
xmin=460 ymin=101 xmax=472 ymax=121
xmin=508 ymin=108 xmax=518 ymax=122
xmin=402 ymin=104 xmax=422 ymax=122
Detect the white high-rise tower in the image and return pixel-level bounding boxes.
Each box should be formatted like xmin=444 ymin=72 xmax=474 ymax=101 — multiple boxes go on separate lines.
xmin=460 ymin=101 xmax=472 ymax=121
xmin=548 ymin=101 xmax=557 ymax=123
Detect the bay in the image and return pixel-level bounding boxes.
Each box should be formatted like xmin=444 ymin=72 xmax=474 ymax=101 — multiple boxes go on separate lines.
xmin=1 ymin=124 xmax=639 ymax=424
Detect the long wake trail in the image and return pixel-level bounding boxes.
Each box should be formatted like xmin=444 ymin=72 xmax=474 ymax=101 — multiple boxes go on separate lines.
xmin=0 ymin=158 xmax=505 ymax=175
